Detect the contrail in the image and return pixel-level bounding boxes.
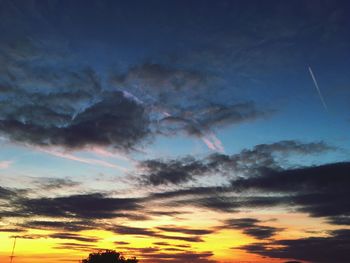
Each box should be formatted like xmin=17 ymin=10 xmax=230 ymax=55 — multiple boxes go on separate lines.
xmin=308 ymin=66 xmax=328 ymax=112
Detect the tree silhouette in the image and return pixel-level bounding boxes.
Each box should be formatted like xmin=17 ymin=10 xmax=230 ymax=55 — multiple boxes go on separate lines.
xmin=81 ymin=250 xmax=138 ymax=263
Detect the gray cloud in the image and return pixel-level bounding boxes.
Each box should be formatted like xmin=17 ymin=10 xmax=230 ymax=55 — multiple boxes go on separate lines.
xmin=109 ymin=225 xmax=204 ymax=243
xmin=0 ymin=38 xmax=274 ymax=152
xmin=31 ymin=177 xmax=80 ymax=190
xmin=20 ymin=219 xmax=99 ymax=232
xmin=145 ymin=160 xmax=350 ymax=226
xmin=137 ymin=157 xmax=208 ymax=186
xmin=0 ymin=38 xmax=152 ymax=151
xmin=229 ymin=162 xmax=350 ymax=223
xmin=111 ymin=62 xmax=272 ymax=146
xmin=137 ymin=140 xmax=333 ymax=186
xmin=0 ymin=186 xmax=16 ymax=199
xmin=223 ymin=218 xmax=282 ymax=239
xmin=53 ymin=242 xmax=96 ymax=252
xmin=114 ymin=241 xmax=130 ymax=245
xmin=12 ymin=232 xmax=99 ymax=243
xmin=236 ymin=229 xmax=350 ymax=263
xmin=156 ymin=225 xmax=214 ymax=236
xmin=158 ymin=102 xmax=270 ymax=138
xmin=0 ymin=228 xmax=25 ymax=233
xmin=140 ymin=251 xmax=217 ymax=263
xmin=13 ymin=193 xmax=143 ymax=219
xmin=0 ymin=91 xmax=150 ymax=151
xmin=49 ymin=232 xmax=99 ymax=243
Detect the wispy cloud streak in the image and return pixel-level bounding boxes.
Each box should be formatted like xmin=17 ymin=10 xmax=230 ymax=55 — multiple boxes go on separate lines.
xmin=0 ymin=160 xmax=13 ymax=169
xmin=36 ymin=147 xmax=128 ymax=171
xmin=201 ymin=132 xmax=225 ymax=153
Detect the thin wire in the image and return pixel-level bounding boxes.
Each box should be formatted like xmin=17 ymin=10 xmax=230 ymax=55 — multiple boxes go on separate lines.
xmin=10 ymin=237 xmax=16 ymax=263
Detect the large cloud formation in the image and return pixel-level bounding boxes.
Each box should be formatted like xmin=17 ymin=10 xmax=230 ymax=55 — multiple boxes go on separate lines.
xmin=0 ymin=38 xmax=152 ymax=151
xmin=146 ymin=161 xmax=350 ymax=226
xmin=237 ymin=229 xmax=350 ymax=263
xmin=111 ymin=63 xmax=271 ymax=150
xmin=136 ymin=140 xmax=333 ymax=186
xmin=0 ymin=0 xmax=275 ymax=153
xmin=0 ymin=38 xmax=270 ymax=152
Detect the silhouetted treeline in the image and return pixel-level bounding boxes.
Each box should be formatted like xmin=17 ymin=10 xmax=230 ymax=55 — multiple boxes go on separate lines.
xmin=81 ymin=250 xmax=138 ymax=263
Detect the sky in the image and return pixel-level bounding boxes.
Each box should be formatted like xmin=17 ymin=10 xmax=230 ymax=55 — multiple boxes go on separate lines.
xmin=0 ymin=0 xmax=350 ymax=262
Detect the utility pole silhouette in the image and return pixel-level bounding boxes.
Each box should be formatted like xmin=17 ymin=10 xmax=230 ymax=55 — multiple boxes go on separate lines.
xmin=9 ymin=237 xmax=17 ymax=263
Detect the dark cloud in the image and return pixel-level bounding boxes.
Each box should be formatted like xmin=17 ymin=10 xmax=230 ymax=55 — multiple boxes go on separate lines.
xmin=0 ymin=186 xmax=16 ymax=199
xmin=53 ymin=242 xmax=97 ymax=251
xmin=0 ymin=186 xmax=26 ymax=218
xmin=0 ymin=91 xmax=150 ymax=151
xmin=156 ymin=225 xmax=214 ymax=235
xmin=111 ymin=62 xmax=271 ymax=145
xmin=13 ymin=193 xmax=142 ymax=219
xmin=11 ymin=234 xmax=44 ymax=239
xmin=145 ymin=159 xmax=349 ymax=226
xmin=155 ymin=234 xmax=203 ymax=243
xmin=182 ymin=194 xmax=292 ymax=213
xmin=0 ymin=38 xmax=270 ymax=152
xmin=155 ymin=242 xmax=191 ymax=249
xmin=327 ymin=215 xmax=350 ymax=225
xmin=237 ymin=229 xmax=350 ymax=263
xmin=140 ymin=251 xmax=217 ymax=263
xmin=231 ymin=162 xmax=350 ymax=193
xmin=109 ymin=225 xmax=203 ymax=243
xmin=188 ymin=196 xmax=239 ymax=213
xmin=138 ymin=140 xmax=332 ymax=186
xmin=147 ymin=251 xmax=214 ymax=259
xmin=250 ymin=140 xmax=335 ymax=155
xmin=31 ymin=177 xmax=80 ymax=190
xmin=20 ymin=219 xmax=98 ymax=232
xmin=153 ymin=242 xmax=171 ymax=246
xmin=242 ymin=226 xmax=280 ymax=239
xmin=114 ymin=241 xmax=130 ymax=245
xmin=137 ymin=157 xmax=208 ymax=186
xmin=110 ymin=225 xmax=156 ymax=236
xmin=125 ymin=246 xmax=161 ymax=254
xmin=224 ymin=218 xmax=281 ymax=239
xmin=148 ymin=186 xmax=227 ymax=199
xmin=12 ymin=232 xmax=99 ymax=243
xmin=206 ymin=140 xmax=334 ymax=177
xmin=0 ymin=228 xmax=25 ymax=233
xmin=158 ymin=102 xmax=270 ymax=139
xmin=120 ymin=242 xmax=216 ymax=263
xmin=187 ymin=102 xmax=269 ymax=133
xmin=230 ymin=162 xmax=350 ymax=222
xmin=0 ymin=37 xmax=151 ymax=151
xmin=163 ymin=247 xmax=187 ymax=252
xmin=49 ymin=232 xmax=99 ymax=243
xmin=148 ymin=210 xmax=185 ymax=217
xmin=0 ymin=186 xmax=26 ymax=201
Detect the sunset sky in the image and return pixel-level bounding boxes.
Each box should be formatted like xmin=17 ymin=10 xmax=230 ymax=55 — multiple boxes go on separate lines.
xmin=0 ymin=1 xmax=350 ymax=263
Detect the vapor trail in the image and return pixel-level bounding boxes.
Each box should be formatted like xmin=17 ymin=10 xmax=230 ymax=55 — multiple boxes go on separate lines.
xmin=308 ymin=66 xmax=328 ymax=112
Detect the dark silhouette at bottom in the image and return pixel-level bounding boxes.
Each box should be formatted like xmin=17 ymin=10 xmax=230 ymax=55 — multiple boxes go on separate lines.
xmin=81 ymin=250 xmax=138 ymax=263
